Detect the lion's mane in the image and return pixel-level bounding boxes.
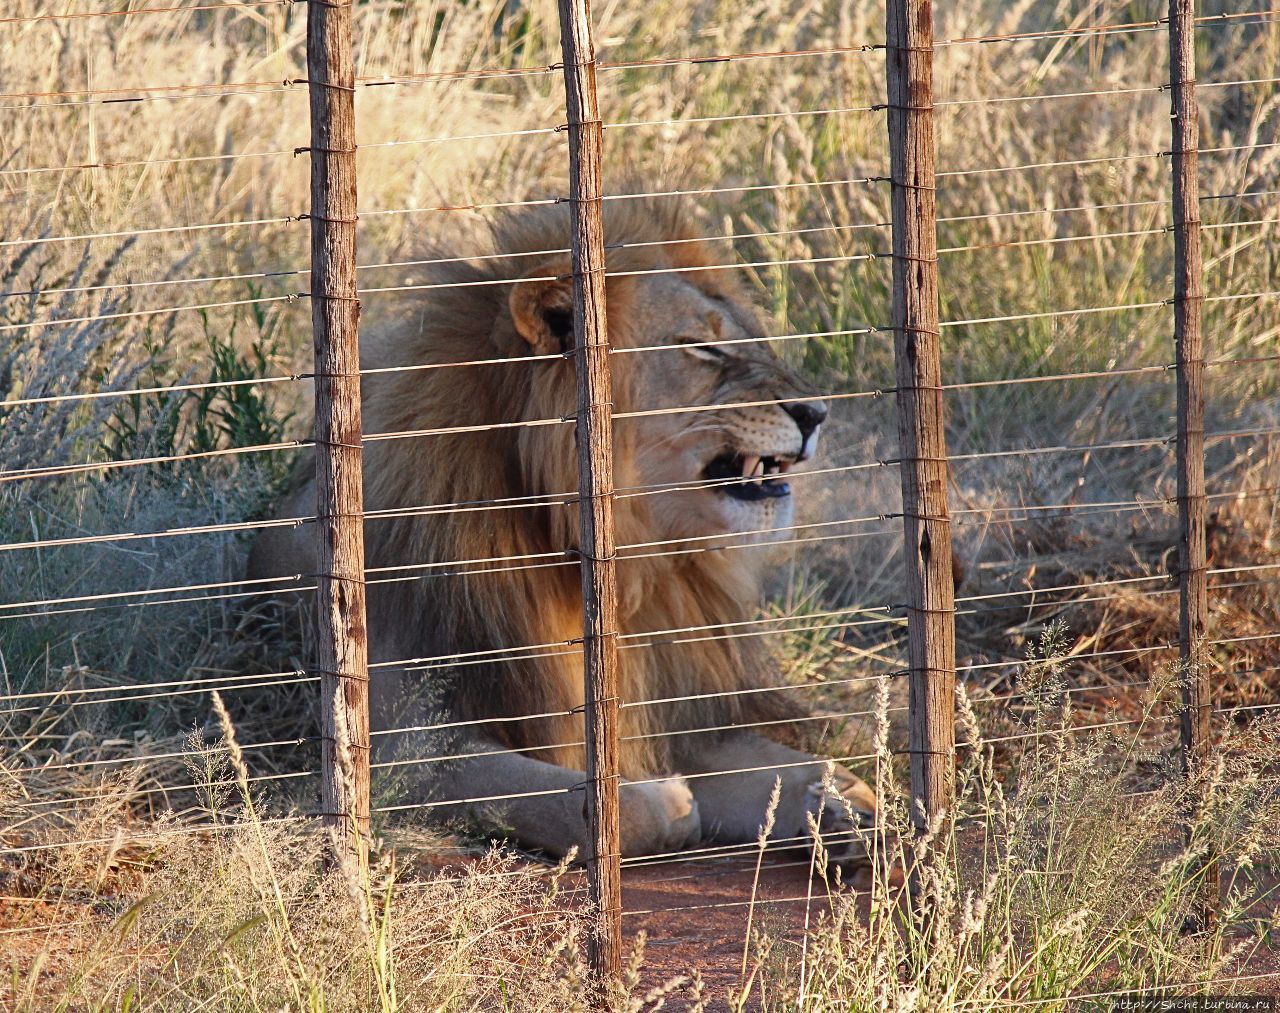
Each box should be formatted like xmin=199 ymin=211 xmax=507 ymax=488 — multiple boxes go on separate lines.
xmin=360 ymin=201 xmax=804 ymax=778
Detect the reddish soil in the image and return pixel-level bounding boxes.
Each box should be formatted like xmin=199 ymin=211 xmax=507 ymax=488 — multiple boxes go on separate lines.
xmin=621 ymin=854 xmax=837 ymax=1008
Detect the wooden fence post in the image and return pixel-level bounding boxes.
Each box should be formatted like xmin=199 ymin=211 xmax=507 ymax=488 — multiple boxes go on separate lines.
xmin=306 ymin=0 xmax=371 ymax=873
xmin=884 ymin=0 xmax=957 ymax=869
xmin=1168 ymin=0 xmax=1217 ymax=929
xmin=555 ymin=0 xmax=623 ymax=993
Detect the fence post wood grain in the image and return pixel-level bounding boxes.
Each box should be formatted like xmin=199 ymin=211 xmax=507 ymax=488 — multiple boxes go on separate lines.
xmin=1168 ymin=0 xmax=1217 ymax=930
xmin=555 ymin=0 xmax=623 ymax=993
xmin=306 ymin=0 xmax=371 ymax=874
xmin=884 ymin=0 xmax=957 ymax=875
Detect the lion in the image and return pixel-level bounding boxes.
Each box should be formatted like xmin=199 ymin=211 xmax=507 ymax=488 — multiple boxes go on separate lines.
xmin=248 ymin=200 xmax=880 ymax=866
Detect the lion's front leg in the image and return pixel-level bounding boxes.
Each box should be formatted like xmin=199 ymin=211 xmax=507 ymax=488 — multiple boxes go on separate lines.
xmin=681 ymin=733 xmax=880 ymax=871
xmin=385 ymin=741 xmax=702 ymax=860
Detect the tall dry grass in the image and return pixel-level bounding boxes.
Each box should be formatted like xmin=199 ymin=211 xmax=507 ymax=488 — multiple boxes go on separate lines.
xmin=734 ymin=637 xmax=1280 ymax=1011
xmin=4 ymin=714 xmax=593 ymax=1012
xmin=5 ymin=639 xmax=1278 ymax=1010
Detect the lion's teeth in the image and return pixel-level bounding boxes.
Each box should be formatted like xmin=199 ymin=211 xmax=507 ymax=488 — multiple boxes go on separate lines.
xmin=741 ymin=456 xmax=760 ymax=479
xmin=777 ymin=460 xmax=792 ymax=474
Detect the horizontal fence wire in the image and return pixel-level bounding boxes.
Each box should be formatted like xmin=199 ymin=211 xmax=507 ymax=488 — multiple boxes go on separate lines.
xmin=6 ymin=285 xmax=1280 ymax=445
xmin=3 ymin=3 xmax=1276 ymax=31
xmin=351 ymin=697 xmax=1278 ymax=816
xmin=8 ymin=629 xmax=1276 ymax=782
xmin=14 ymin=215 xmax=1275 ymax=337
xmin=23 ymin=754 xmax=1280 ymax=885
xmin=2 ymin=332 xmax=1280 ymax=486
xmin=71 ymin=778 xmax=1244 ymax=895
xmin=2 ymin=335 xmax=1269 ymax=527
xmin=7 ymin=450 xmax=1272 ymax=562
xmin=4 ymin=227 xmax=1275 ymax=335
xmin=2 ymin=179 xmax=1272 ymax=355
xmin=8 ymin=73 xmax=1280 ymax=179
xmin=0 ymin=324 xmax=875 ymax=410
xmin=4 ymin=7 xmax=1277 ymax=110
xmin=11 ymin=699 xmax=1273 ymax=853
xmin=14 ymin=805 xmax=1280 ymax=927
xmin=2 ymin=430 xmax=1269 ymax=571
xmin=11 ymin=725 xmax=1279 ymax=879
xmin=10 ymin=735 xmax=312 ymax=773
xmin=0 ymin=1 xmax=291 ymax=24
xmin=6 ymin=173 xmax=1272 ymax=308
xmin=8 ymin=630 xmax=1275 ymax=787
xmin=376 ymin=678 xmax=1196 ymax=778
xmin=0 ymin=674 xmax=317 ymax=715
xmin=625 ymin=770 xmax=1280 ymax=884
xmin=412 ymin=757 xmax=1280 ymax=881
xmin=4 ymin=216 xmax=1273 ymax=347
xmin=5 ymin=850 xmax=1279 ymax=949
xmin=3 ymin=438 xmax=1276 ymax=613
xmin=3 ymin=473 xmax=1277 ymax=620
xmin=6 ymin=143 xmax=1277 ymax=253
xmin=28 ymin=733 xmax=1280 ymax=886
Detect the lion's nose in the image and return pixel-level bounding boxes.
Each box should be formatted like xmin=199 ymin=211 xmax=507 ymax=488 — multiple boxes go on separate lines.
xmin=784 ymin=401 xmax=828 ymax=442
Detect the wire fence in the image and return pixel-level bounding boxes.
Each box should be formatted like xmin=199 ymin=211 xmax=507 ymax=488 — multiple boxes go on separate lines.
xmin=2 ymin=0 xmax=1278 ymax=1005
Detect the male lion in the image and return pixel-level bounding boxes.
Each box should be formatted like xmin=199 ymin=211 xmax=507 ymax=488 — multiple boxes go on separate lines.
xmin=249 ymin=201 xmax=879 ymax=865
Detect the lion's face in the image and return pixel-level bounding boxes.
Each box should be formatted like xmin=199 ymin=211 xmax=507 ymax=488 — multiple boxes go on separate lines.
xmin=617 ymin=274 xmax=826 ymax=545
xmin=510 ymin=258 xmax=826 ymax=549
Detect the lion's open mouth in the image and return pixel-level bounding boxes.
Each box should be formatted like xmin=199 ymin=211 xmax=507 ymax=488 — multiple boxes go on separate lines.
xmin=702 ymin=451 xmax=794 ymax=502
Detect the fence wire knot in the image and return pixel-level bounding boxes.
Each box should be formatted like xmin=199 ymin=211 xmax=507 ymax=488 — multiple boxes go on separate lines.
xmin=294 ymin=145 xmax=358 ymax=157
xmin=302 ymin=291 xmax=362 ymax=304
xmin=296 ymin=213 xmax=359 ymax=225
xmin=567 ymin=547 xmax=619 ymax=564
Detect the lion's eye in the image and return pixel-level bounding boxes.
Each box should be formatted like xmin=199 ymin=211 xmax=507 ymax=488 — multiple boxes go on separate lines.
xmin=678 ymin=339 xmax=728 ymax=364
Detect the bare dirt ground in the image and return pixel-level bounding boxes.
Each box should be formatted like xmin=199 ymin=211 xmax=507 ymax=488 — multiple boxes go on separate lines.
xmin=619 ymin=855 xmax=1280 ymax=1008
xmin=623 ymin=856 xmax=824 ymax=1006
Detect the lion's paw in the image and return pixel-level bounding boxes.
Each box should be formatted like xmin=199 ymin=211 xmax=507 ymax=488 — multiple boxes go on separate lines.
xmin=803 ymin=773 xmax=880 ymax=875
xmin=620 ymin=776 xmax=702 ymax=856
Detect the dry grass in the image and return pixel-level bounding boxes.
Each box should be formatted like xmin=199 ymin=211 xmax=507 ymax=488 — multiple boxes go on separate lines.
xmin=1 ymin=0 xmax=1278 ymax=1007
xmin=734 ymin=655 xmax=1280 ymax=1011
xmin=4 ymin=656 xmax=1278 ymax=1011
xmin=3 ymin=729 xmax=593 ymax=1012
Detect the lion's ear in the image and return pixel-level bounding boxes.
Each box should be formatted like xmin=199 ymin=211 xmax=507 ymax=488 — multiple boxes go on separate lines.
xmin=509 ymin=270 xmax=575 ymax=356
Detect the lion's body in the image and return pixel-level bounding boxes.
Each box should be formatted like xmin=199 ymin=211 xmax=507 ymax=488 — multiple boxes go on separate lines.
xmin=250 ymin=201 xmax=878 ymax=861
